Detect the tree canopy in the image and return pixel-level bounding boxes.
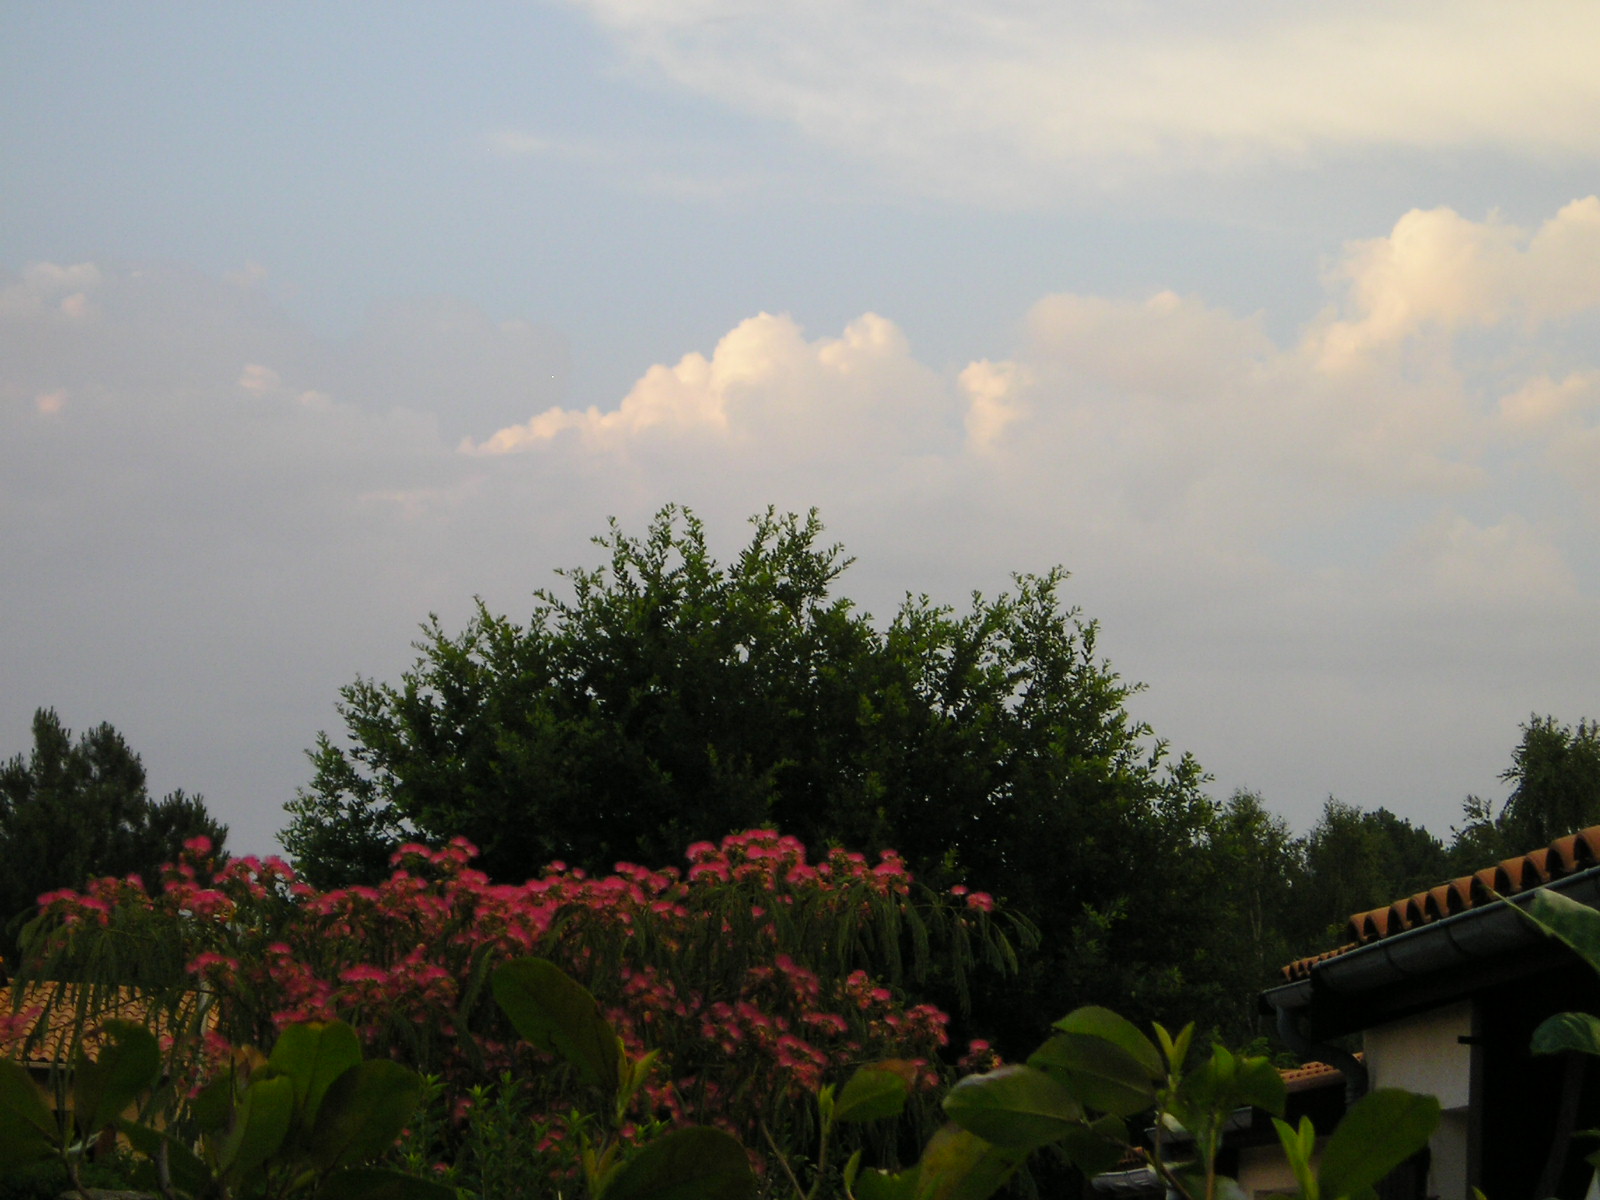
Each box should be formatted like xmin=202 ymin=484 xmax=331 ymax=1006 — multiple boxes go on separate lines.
xmin=284 ymin=506 xmax=1227 ymax=1047
xmin=1452 ymin=716 xmax=1600 ymax=865
xmin=0 ymin=707 xmax=227 ymax=963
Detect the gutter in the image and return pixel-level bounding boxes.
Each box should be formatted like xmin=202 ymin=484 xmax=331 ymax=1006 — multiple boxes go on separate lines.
xmin=1261 ymin=863 xmax=1600 ymax=1061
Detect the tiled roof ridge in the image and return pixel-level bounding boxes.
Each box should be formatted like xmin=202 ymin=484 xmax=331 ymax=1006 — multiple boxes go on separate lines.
xmin=1279 ymin=1053 xmax=1361 ymax=1091
xmin=1279 ymin=824 xmax=1600 ymax=982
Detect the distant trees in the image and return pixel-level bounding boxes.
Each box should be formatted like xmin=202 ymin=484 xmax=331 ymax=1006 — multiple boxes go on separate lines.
xmin=275 ymin=504 xmax=1600 ymax=1049
xmin=0 ymin=708 xmax=227 ymax=962
xmin=1453 ymin=716 xmax=1600 ymax=863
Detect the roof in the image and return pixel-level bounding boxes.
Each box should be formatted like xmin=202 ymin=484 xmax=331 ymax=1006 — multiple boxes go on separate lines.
xmin=1 ymin=982 xmax=216 ymax=1070
xmin=1280 ymin=825 xmax=1600 ymax=983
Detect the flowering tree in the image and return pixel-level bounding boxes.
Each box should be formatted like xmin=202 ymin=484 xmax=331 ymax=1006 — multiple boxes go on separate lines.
xmin=14 ymin=829 xmax=1023 ymax=1158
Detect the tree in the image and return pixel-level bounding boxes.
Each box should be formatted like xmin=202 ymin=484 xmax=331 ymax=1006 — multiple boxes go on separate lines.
xmin=1290 ymin=799 xmax=1449 ymax=949
xmin=0 ymin=708 xmax=227 ymax=962
xmin=284 ymin=506 xmax=1230 ymax=1048
xmin=1450 ymin=716 xmax=1600 ymax=867
xmin=1192 ymin=790 xmax=1301 ymax=1036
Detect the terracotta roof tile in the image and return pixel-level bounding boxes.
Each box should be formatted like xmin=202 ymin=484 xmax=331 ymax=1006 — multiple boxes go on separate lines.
xmin=1280 ymin=1055 xmax=1360 ymax=1092
xmin=1 ymin=982 xmax=215 ymax=1069
xmin=1278 ymin=823 xmax=1600 ymax=981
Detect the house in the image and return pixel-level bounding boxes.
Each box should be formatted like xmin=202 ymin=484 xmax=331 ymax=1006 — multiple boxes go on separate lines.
xmin=1259 ymin=825 xmax=1600 ymax=1200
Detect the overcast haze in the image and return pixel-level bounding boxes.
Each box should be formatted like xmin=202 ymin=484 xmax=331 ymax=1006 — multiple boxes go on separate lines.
xmin=4 ymin=2 xmax=1598 ymax=855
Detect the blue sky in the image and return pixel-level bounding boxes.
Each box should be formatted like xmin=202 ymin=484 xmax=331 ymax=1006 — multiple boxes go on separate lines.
xmin=4 ymin=1 xmax=1599 ymax=856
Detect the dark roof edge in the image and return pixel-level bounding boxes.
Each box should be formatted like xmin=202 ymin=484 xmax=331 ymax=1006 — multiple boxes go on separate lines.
xmin=1262 ymin=863 xmax=1600 ymax=1014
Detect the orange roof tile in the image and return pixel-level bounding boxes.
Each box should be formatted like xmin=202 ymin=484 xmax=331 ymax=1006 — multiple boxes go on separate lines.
xmin=1278 ymin=824 xmax=1600 ymax=982
xmin=2 ymin=982 xmax=216 ymax=1069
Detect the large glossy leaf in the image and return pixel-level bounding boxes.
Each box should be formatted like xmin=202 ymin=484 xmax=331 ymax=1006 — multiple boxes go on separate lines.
xmin=1052 ymin=1008 xmax=1163 ymax=1080
xmin=1533 ymin=1011 xmax=1600 ymax=1057
xmin=914 ymin=1124 xmax=1025 ymax=1200
xmin=0 ymin=1058 xmax=56 ymax=1141
xmin=218 ymin=1074 xmax=294 ymax=1180
xmin=267 ymin=1021 xmax=363 ymax=1130
xmin=0 ymin=1059 xmax=56 ymax=1170
xmin=942 ymin=1064 xmax=1083 ymax=1150
xmin=1526 ymin=888 xmax=1600 ymax=974
xmin=120 ymin=1119 xmax=213 ymax=1196
xmin=851 ymin=1164 xmax=921 ymax=1200
xmin=72 ymin=1019 xmax=160 ymax=1137
xmin=309 ymin=1061 xmax=424 ymax=1171
xmin=835 ymin=1063 xmax=914 ymax=1124
xmin=316 ymin=1166 xmax=460 ymax=1200
xmin=598 ymin=1127 xmax=756 ymax=1200
xmin=1317 ymin=1089 xmax=1440 ymax=1200
xmin=1056 ymin=1114 xmax=1130 ymax=1176
xmin=1029 ymin=1033 xmax=1157 ymax=1117
xmin=1174 ymin=1046 xmax=1285 ymax=1125
xmin=493 ymin=957 xmax=620 ymax=1093
xmin=1271 ymin=1114 xmax=1318 ymax=1200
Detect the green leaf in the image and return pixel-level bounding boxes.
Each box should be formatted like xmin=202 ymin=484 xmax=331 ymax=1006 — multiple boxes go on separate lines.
xmin=1532 ymin=1011 xmax=1600 ymax=1057
xmin=1029 ymin=1033 xmax=1157 ymax=1117
xmin=1051 ymin=1008 xmax=1163 ymax=1080
xmin=1055 ymin=1114 xmax=1130 ymax=1176
xmin=598 ymin=1127 xmax=756 ymax=1200
xmin=493 ymin=957 xmax=621 ymax=1094
xmin=72 ymin=1019 xmax=160 ymax=1137
xmin=267 ymin=1020 xmax=363 ymax=1131
xmin=942 ymin=1064 xmax=1083 ymax=1150
xmin=835 ymin=1064 xmax=914 ymax=1124
xmin=120 ymin=1120 xmax=214 ymax=1197
xmin=1317 ymin=1089 xmax=1440 ymax=1200
xmin=1233 ymin=1055 xmax=1288 ymax=1117
xmin=1154 ymin=1022 xmax=1195 ymax=1074
xmin=315 ymin=1166 xmax=460 ymax=1200
xmin=0 ymin=1058 xmax=57 ymax=1147
xmin=914 ymin=1124 xmax=1025 ymax=1200
xmin=1525 ymin=888 xmax=1600 ymax=975
xmin=309 ymin=1061 xmax=424 ymax=1171
xmin=1272 ymin=1116 xmax=1318 ymax=1200
xmin=851 ymin=1164 xmax=921 ymax=1200
xmin=218 ymin=1074 xmax=294 ymax=1180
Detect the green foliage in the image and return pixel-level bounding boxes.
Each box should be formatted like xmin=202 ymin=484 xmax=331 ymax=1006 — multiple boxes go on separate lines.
xmin=0 ymin=708 xmax=226 ymax=959
xmin=1456 ymin=715 xmax=1600 ymax=862
xmin=0 ymin=1016 xmax=449 ymax=1200
xmin=1290 ymin=799 xmax=1449 ymax=949
xmin=850 ymin=1005 xmax=1438 ymax=1200
xmin=282 ymin=506 xmax=1237 ymax=1046
xmin=492 ymin=958 xmax=622 ymax=1096
xmin=1272 ymin=1090 xmax=1443 ymax=1200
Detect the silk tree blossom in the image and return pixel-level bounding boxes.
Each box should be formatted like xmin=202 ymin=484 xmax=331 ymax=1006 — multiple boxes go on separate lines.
xmin=19 ymin=828 xmax=1023 ymax=1148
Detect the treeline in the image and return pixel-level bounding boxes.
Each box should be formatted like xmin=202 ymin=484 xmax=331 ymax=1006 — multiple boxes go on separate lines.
xmin=6 ymin=507 xmax=1598 ymax=1056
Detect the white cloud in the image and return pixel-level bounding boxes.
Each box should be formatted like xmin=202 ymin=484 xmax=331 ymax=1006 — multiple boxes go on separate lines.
xmin=464 ymin=311 xmax=953 ymax=459
xmin=6 ymin=195 xmax=1600 ymax=849
xmin=567 ymin=0 xmax=1600 ymax=198
xmin=1310 ymin=197 xmax=1600 ymax=368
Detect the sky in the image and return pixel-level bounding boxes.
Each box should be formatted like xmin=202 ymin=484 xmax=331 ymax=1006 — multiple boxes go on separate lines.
xmin=4 ymin=1 xmax=1599 ymax=857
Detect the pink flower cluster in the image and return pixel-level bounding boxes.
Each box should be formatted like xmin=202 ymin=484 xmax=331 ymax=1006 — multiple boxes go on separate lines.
xmin=24 ymin=829 xmax=998 ymax=1143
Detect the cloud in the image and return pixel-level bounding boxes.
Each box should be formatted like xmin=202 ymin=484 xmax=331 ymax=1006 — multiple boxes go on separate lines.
xmin=1311 ymin=197 xmax=1600 ymax=367
xmin=566 ymin=0 xmax=1600 ymax=199
xmin=5 ymin=195 xmax=1600 ymax=850
xmin=464 ymin=311 xmax=953 ymax=460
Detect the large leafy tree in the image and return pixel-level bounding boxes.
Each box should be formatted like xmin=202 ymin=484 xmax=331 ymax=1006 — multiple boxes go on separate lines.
xmin=0 ymin=708 xmax=227 ymax=961
xmin=1452 ymin=715 xmax=1600 ymax=865
xmin=285 ymin=506 xmax=1229 ymax=1046
xmin=1288 ymin=799 xmax=1450 ymax=949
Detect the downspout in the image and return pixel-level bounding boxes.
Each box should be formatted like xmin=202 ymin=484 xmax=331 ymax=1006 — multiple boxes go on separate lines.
xmin=1274 ymin=1002 xmax=1368 ymax=1103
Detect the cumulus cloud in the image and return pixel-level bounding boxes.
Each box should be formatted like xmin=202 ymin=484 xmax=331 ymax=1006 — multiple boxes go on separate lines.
xmin=566 ymin=0 xmax=1600 ymax=198
xmin=464 ymin=312 xmax=953 ymax=461
xmin=1311 ymin=197 xmax=1600 ymax=367
xmin=6 ymin=194 xmax=1600 ymax=849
